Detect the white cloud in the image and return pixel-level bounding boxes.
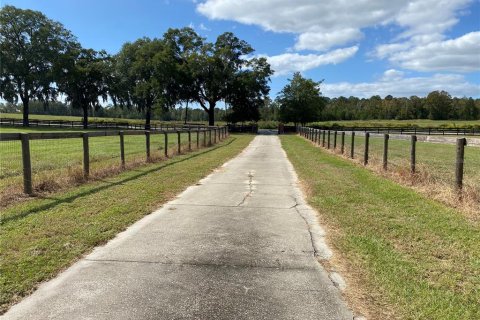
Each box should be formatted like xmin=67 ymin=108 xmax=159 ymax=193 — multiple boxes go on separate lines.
xmin=197 ymin=0 xmax=477 ymax=73
xmin=294 ymin=28 xmax=363 ymax=52
xmin=263 ymin=46 xmax=359 ymax=76
xmin=384 ymin=32 xmax=480 ymax=72
xmin=323 ymin=72 xmax=480 ymax=98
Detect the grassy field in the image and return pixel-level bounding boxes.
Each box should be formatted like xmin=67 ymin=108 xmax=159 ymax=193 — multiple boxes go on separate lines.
xmin=281 ymin=135 xmax=479 ymax=320
xmin=312 ymin=119 xmax=480 ymax=129
xmin=308 ymin=132 xmax=480 ymax=215
xmin=0 ymin=134 xmax=254 ymax=314
xmin=0 ymin=127 xmax=221 ymax=206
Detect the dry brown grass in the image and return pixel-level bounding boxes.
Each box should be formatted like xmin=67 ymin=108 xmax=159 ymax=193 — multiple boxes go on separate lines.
xmin=307 ymin=138 xmax=480 ymax=222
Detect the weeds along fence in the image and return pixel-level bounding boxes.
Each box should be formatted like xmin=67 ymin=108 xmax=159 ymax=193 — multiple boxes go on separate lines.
xmin=0 ymin=127 xmax=228 ymax=205
xmin=299 ymin=127 xmax=480 ymax=211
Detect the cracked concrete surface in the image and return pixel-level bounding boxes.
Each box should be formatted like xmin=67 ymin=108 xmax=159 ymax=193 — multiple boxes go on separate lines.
xmin=2 ymin=135 xmax=352 ymax=320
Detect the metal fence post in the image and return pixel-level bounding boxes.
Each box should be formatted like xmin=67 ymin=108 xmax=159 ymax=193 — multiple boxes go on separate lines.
xmin=20 ymin=133 xmax=33 ymax=195
xmin=383 ymin=134 xmax=389 ymax=170
xmin=411 ymin=135 xmax=417 ymax=173
xmin=364 ymin=132 xmax=370 ymax=165
xmin=350 ymin=132 xmax=355 ymax=159
xmin=120 ymin=131 xmax=125 ymax=168
xmin=455 ymin=138 xmax=467 ymax=190
xmin=82 ymin=133 xmax=90 ymax=179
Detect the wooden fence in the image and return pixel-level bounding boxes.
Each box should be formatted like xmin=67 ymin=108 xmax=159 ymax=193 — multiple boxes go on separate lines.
xmin=299 ymin=127 xmax=479 ymax=190
xmin=0 ymin=117 xmax=208 ymax=131
xmin=0 ymin=126 xmax=228 ymax=195
xmin=311 ymin=125 xmax=479 ymax=136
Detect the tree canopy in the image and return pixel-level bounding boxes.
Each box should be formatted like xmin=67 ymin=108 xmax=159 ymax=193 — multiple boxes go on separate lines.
xmin=277 ymin=72 xmax=325 ymax=125
xmin=0 ymin=5 xmax=78 ymax=125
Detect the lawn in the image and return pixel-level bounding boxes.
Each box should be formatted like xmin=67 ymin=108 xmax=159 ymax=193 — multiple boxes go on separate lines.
xmin=0 ymin=133 xmax=254 ymax=314
xmin=307 ymin=131 xmax=479 ymax=214
xmin=281 ymin=135 xmax=479 ymax=320
xmin=312 ymin=119 xmax=480 ymax=129
xmin=0 ymin=127 xmax=218 ymax=204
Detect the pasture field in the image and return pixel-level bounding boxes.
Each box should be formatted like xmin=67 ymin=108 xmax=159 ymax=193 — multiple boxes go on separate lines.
xmin=0 ymin=134 xmax=254 ymax=314
xmin=0 ymin=127 xmax=218 ymax=205
xmin=281 ymin=135 xmax=479 ymax=320
xmin=312 ymin=119 xmax=480 ymax=129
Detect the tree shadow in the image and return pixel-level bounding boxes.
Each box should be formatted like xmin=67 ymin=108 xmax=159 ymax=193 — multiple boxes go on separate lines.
xmin=1 ymin=138 xmax=237 ymax=225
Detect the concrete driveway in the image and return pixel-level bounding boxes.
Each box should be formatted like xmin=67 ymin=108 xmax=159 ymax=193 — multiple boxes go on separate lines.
xmin=2 ymin=135 xmax=352 ymax=320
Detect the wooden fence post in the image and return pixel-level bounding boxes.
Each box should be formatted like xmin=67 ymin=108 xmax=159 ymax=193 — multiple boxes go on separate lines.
xmin=197 ymin=129 xmax=200 ymax=149
xmin=410 ymin=135 xmax=417 ymax=173
xmin=322 ymin=130 xmax=326 ymax=147
xmin=164 ymin=132 xmax=168 ymax=157
xmin=364 ymin=132 xmax=370 ymax=165
xmin=188 ymin=130 xmax=192 ymax=151
xmin=203 ymin=130 xmax=207 ymax=147
xmin=214 ymin=128 xmax=217 ymax=144
xmin=145 ymin=131 xmax=151 ymax=161
xmin=341 ymin=132 xmax=345 ymax=154
xmin=20 ymin=133 xmax=33 ymax=195
xmin=333 ymin=131 xmax=337 ymax=149
xmin=82 ymin=133 xmax=89 ymax=179
xmin=350 ymin=132 xmax=355 ymax=159
xmin=383 ymin=134 xmax=389 ymax=170
xmin=455 ymin=138 xmax=467 ymax=190
xmin=209 ymin=129 xmax=212 ymax=146
xmin=120 ymin=131 xmax=125 ymax=168
xmin=315 ymin=129 xmax=318 ymax=144
xmin=177 ymin=131 xmax=181 ymax=154
xmin=327 ymin=130 xmax=331 ymax=149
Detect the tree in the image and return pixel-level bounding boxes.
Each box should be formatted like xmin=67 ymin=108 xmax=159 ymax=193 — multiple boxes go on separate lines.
xmin=114 ymin=38 xmax=169 ymax=130
xmin=0 ymin=5 xmax=78 ymax=126
xmin=57 ymin=48 xmax=110 ymax=128
xmin=426 ymin=90 xmax=452 ymax=120
xmin=277 ymin=72 xmax=325 ymax=125
xmin=188 ymin=32 xmax=259 ymax=125
xmin=226 ymin=57 xmax=272 ymax=123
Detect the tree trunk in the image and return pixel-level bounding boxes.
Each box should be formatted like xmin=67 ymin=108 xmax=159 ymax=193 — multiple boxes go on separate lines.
xmin=82 ymin=106 xmax=89 ymax=129
xmin=145 ymin=106 xmax=151 ymax=130
xmin=208 ymin=102 xmax=215 ymax=126
xmin=22 ymin=97 xmax=29 ymax=127
xmin=184 ymin=101 xmax=189 ymax=125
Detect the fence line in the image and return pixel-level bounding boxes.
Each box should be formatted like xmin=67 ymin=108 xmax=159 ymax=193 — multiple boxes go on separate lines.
xmin=299 ymin=126 xmax=478 ymax=191
xmin=0 ymin=117 xmax=212 ymax=131
xmin=311 ymin=125 xmax=479 ymax=136
xmin=0 ymin=127 xmax=228 ymax=198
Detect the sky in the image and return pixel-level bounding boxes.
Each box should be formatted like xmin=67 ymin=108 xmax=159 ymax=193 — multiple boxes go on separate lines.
xmin=2 ymin=0 xmax=480 ymax=99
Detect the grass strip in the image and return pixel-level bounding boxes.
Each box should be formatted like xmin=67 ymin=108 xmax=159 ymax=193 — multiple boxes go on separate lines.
xmin=0 ymin=134 xmax=253 ymax=314
xmin=281 ymin=134 xmax=479 ymax=320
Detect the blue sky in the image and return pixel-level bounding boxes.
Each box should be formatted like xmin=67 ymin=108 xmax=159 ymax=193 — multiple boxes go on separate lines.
xmin=3 ymin=0 xmax=480 ymax=98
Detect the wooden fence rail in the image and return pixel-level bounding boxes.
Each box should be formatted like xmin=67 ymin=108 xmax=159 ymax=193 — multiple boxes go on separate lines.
xmin=299 ymin=126 xmax=478 ymax=191
xmin=1 ymin=126 xmax=228 ymax=196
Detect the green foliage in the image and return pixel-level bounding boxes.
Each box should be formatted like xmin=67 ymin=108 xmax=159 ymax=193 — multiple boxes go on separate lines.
xmin=426 ymin=90 xmax=453 ymax=120
xmin=0 ymin=5 xmax=78 ymax=125
xmin=277 ymin=72 xmax=325 ymax=125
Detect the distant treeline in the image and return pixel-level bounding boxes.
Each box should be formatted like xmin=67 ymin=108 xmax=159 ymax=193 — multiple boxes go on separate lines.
xmin=0 ymin=101 xmax=227 ymax=123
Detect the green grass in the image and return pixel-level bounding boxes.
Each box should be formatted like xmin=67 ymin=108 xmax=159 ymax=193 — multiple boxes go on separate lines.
xmin=312 ymin=119 xmax=480 ymax=129
xmin=0 ymin=134 xmax=254 ymax=314
xmin=0 ymin=127 xmax=214 ymax=199
xmin=340 ymin=133 xmax=480 ymax=194
xmin=281 ymin=135 xmax=479 ymax=320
